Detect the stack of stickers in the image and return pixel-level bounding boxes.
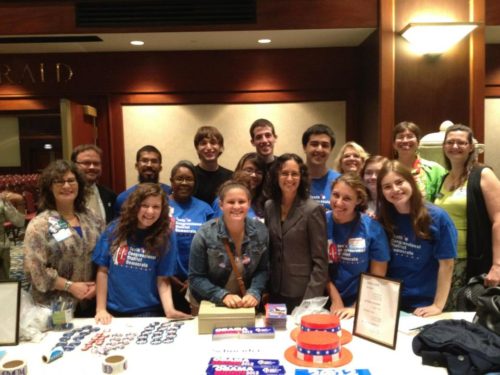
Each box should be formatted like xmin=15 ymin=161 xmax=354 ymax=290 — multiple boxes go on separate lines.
xmin=212 ymin=327 xmax=275 ymax=340
xmin=206 ymin=357 xmax=286 ymax=374
xmin=285 ymin=314 xmax=354 ymax=368
xmin=265 ymin=303 xmax=288 ymax=330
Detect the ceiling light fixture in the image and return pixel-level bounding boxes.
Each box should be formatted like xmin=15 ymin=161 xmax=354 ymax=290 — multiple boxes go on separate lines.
xmin=258 ymin=38 xmax=271 ymax=44
xmin=400 ymin=22 xmax=479 ymax=55
xmin=130 ymin=40 xmax=145 ymax=46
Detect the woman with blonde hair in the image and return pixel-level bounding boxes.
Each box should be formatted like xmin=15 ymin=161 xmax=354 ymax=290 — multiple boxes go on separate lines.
xmin=334 ymin=141 xmax=369 ymax=175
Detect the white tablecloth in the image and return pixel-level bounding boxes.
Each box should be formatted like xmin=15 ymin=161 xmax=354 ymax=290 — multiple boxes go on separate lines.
xmin=0 ymin=312 xmax=475 ymax=375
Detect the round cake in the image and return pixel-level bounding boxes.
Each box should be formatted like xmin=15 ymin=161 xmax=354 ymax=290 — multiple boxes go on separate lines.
xmin=296 ymin=331 xmax=340 ymax=364
xmin=300 ymin=314 xmax=342 ymax=337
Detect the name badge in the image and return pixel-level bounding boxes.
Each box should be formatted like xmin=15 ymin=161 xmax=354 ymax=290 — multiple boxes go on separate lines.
xmin=48 ymin=217 xmax=73 ymax=242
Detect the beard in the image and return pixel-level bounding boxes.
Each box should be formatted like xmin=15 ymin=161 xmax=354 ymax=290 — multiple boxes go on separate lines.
xmin=139 ymin=170 xmax=159 ymax=183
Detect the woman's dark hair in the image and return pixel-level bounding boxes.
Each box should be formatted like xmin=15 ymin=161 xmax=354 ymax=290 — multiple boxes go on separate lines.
xmin=377 ymin=160 xmax=432 ymax=240
xmin=113 ymin=183 xmax=171 ymax=257
xmin=170 ymin=160 xmax=197 ymax=193
xmin=393 ymin=121 xmax=421 ymax=158
xmin=442 ymin=124 xmax=479 ymax=188
xmin=361 ymin=155 xmax=389 ymax=200
xmin=38 ymin=159 xmax=88 ymax=213
xmin=267 ymin=153 xmax=309 ymax=202
xmin=234 ymin=152 xmax=266 ymax=216
xmin=331 ymin=172 xmax=369 ymax=212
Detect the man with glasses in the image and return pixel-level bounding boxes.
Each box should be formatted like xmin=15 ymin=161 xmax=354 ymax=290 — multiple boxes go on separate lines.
xmin=71 ymin=144 xmax=116 ymax=223
xmin=302 ymin=124 xmax=340 ymax=210
xmin=114 ymin=145 xmax=171 ymax=215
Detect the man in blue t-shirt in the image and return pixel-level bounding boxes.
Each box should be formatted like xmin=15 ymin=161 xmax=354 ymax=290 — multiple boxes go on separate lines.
xmin=114 ymin=145 xmax=171 ymax=215
xmin=302 ymin=124 xmax=340 ymax=210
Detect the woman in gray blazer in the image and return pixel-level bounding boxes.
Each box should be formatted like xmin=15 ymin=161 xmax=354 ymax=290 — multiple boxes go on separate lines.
xmin=264 ymin=153 xmax=328 ymax=313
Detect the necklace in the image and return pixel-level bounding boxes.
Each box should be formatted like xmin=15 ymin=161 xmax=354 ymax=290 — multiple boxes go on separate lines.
xmin=447 ymin=173 xmax=465 ymax=191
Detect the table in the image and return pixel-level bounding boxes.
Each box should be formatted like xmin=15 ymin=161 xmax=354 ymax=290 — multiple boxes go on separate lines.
xmin=0 ymin=312 xmax=475 ymax=375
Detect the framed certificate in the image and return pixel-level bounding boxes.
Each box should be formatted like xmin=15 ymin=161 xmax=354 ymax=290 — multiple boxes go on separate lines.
xmin=0 ymin=281 xmax=21 ymax=345
xmin=353 ymin=273 xmax=402 ymax=349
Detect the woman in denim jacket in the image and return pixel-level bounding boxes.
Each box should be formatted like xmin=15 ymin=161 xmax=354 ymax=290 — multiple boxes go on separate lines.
xmin=188 ymin=180 xmax=269 ymax=311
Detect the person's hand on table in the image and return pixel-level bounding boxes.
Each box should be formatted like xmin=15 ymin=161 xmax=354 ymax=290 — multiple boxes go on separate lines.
xmin=222 ymin=294 xmax=243 ymax=308
xmin=240 ymin=294 xmax=258 ymax=308
xmin=413 ymin=304 xmax=442 ymax=317
xmin=95 ymin=309 xmax=113 ymax=325
xmin=331 ymin=307 xmax=355 ymax=320
xmin=166 ymin=309 xmax=192 ymax=319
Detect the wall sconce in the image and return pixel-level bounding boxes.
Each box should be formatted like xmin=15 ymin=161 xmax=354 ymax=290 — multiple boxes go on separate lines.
xmin=400 ymin=22 xmax=479 ymax=55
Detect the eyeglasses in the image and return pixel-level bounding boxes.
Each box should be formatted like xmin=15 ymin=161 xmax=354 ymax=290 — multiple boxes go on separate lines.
xmin=173 ymin=176 xmax=195 ymax=183
xmin=280 ymin=172 xmax=301 ymax=179
xmin=444 ymin=140 xmax=469 ymax=148
xmin=76 ymin=161 xmax=101 ymax=167
xmin=53 ymin=178 xmax=78 ymax=186
xmin=242 ymin=168 xmax=263 ymax=176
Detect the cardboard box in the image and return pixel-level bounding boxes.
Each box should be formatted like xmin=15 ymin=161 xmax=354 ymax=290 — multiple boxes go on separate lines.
xmin=198 ymin=301 xmax=255 ymax=334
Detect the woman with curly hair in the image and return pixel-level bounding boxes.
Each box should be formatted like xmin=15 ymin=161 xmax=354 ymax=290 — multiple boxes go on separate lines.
xmin=23 ymin=160 xmax=104 ymax=316
xmin=378 ymin=160 xmax=456 ymax=317
xmin=93 ymin=183 xmax=190 ymax=324
xmin=265 ymin=153 xmax=328 ymax=313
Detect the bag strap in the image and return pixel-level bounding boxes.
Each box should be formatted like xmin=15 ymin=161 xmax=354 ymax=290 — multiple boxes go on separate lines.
xmin=222 ymin=237 xmax=247 ymax=297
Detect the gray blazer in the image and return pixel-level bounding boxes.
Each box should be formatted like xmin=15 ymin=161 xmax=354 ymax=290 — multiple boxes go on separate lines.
xmin=264 ymin=197 xmax=328 ymax=300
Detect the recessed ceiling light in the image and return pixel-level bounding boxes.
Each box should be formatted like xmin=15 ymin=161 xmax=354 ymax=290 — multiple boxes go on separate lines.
xmin=130 ymin=40 xmax=144 ymax=46
xmin=258 ymin=38 xmax=271 ymax=44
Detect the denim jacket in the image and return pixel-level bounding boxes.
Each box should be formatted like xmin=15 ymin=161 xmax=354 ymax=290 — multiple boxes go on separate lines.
xmin=188 ymin=217 xmax=269 ymax=304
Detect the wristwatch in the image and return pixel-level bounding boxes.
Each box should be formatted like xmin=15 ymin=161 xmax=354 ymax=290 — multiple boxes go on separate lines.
xmin=63 ymin=280 xmax=73 ymax=292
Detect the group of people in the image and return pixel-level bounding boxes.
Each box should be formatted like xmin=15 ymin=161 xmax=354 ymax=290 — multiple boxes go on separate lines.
xmin=13 ymin=118 xmax=500 ymax=324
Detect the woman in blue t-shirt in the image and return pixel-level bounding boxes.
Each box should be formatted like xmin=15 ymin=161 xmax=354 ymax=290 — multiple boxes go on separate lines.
xmin=378 ymin=160 xmax=457 ymax=317
xmin=327 ymin=173 xmax=390 ymax=319
xmin=169 ymin=160 xmax=214 ymax=313
xmin=93 ymin=183 xmax=190 ymax=324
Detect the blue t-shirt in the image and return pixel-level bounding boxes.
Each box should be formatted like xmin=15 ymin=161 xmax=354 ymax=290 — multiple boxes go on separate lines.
xmin=211 ymin=197 xmax=258 ymax=220
xmin=310 ymin=169 xmax=341 ymax=210
xmin=326 ymin=212 xmax=390 ymax=306
xmin=114 ymin=183 xmax=171 ymax=216
xmin=386 ymin=204 xmax=457 ymax=310
xmin=169 ymin=197 xmax=214 ymax=279
xmin=92 ymin=222 xmax=177 ymax=314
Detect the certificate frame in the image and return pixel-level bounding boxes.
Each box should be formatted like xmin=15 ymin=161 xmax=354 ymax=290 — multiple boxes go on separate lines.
xmin=0 ymin=281 xmax=21 ymax=346
xmin=353 ymin=273 xmax=402 ymax=350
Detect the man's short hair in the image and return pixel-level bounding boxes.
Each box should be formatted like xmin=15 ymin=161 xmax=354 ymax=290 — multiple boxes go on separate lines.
xmin=193 ymin=126 xmax=224 ymax=148
xmin=301 ymin=124 xmax=336 ymax=148
xmin=249 ymin=118 xmax=276 ymax=140
xmin=136 ymin=145 xmax=162 ymax=163
xmin=71 ymin=144 xmax=103 ymax=162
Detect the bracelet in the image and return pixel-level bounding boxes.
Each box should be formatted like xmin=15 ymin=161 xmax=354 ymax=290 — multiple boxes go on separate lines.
xmin=63 ymin=280 xmax=73 ymax=292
